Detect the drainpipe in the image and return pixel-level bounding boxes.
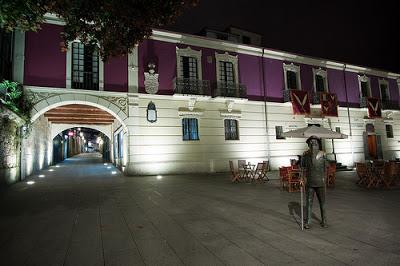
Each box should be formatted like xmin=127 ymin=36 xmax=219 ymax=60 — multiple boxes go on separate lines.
xmin=343 ymin=64 xmax=355 ymax=166
xmin=261 ymin=49 xmax=271 ymax=162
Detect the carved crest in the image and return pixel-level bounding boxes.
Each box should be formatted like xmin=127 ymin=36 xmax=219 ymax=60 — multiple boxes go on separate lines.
xmin=144 ymin=62 xmax=159 ymax=94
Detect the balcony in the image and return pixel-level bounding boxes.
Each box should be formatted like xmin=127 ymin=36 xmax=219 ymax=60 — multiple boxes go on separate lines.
xmin=173 ymin=77 xmax=211 ymax=96
xmin=213 ymin=82 xmax=247 ymax=98
xmin=382 ymin=99 xmax=400 ymax=110
xmin=311 ymin=91 xmax=322 ymax=105
xmin=283 ymin=89 xmax=291 ymax=102
xmin=360 ymin=96 xmax=368 ymax=108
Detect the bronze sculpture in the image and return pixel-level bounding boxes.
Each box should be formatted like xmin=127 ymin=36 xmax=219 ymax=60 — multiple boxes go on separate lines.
xmin=301 ymin=136 xmax=328 ymax=229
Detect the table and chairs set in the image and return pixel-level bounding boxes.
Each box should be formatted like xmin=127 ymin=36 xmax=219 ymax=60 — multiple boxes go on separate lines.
xmin=229 ymin=160 xmax=269 ymax=183
xmin=356 ymin=160 xmax=400 ymax=189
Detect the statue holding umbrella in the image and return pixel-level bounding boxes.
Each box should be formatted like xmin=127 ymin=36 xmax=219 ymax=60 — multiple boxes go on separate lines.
xmin=282 ymin=125 xmax=348 ymax=230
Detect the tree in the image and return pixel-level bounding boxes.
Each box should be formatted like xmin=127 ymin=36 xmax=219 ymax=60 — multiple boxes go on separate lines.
xmin=0 ymin=0 xmax=198 ymax=60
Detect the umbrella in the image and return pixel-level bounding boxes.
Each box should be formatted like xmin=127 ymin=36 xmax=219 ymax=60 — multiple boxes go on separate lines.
xmin=282 ymin=125 xmax=348 ymax=139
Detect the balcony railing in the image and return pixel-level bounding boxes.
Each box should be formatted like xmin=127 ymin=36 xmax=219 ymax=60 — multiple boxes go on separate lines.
xmin=311 ymin=91 xmax=322 ymax=104
xmin=213 ymin=82 xmax=247 ymax=98
xmin=283 ymin=89 xmax=291 ymax=102
xmin=382 ymin=99 xmax=400 ymax=110
xmin=72 ymin=72 xmax=99 ymax=90
xmin=173 ymin=77 xmax=211 ymax=96
xmin=360 ymin=96 xmax=368 ymax=108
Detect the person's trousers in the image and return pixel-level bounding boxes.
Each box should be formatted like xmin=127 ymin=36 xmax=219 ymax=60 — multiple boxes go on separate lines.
xmin=306 ymin=186 xmax=326 ymax=225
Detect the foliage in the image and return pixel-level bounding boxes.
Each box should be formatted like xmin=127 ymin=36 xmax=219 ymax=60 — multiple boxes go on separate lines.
xmin=0 ymin=80 xmax=32 ymax=120
xmin=0 ymin=0 xmax=198 ymax=61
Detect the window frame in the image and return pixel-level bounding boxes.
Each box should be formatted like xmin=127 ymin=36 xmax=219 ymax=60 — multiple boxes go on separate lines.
xmin=71 ymin=42 xmax=100 ymax=90
xmin=283 ymin=63 xmax=301 ymax=90
xmin=275 ymin=125 xmax=286 ymax=140
xmin=215 ymin=52 xmax=239 ymax=84
xmin=312 ymin=68 xmax=329 ymax=93
xmin=176 ymin=46 xmax=202 ymax=80
xmin=182 ymin=118 xmax=200 ymax=141
xmin=385 ymin=124 xmax=394 ymax=138
xmin=66 ymin=41 xmax=104 ymax=90
xmin=224 ymin=119 xmax=239 ymax=140
xmin=358 ymin=74 xmax=372 ymax=98
xmin=378 ymin=79 xmax=390 ymax=101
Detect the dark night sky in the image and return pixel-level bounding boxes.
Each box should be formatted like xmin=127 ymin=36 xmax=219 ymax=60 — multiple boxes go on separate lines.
xmin=166 ymin=0 xmax=400 ymax=73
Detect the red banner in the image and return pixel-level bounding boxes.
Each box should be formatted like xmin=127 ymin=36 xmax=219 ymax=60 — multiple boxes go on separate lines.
xmin=367 ymin=97 xmax=381 ymax=118
xmin=320 ymin=92 xmax=338 ymax=117
xmin=290 ymin=90 xmax=310 ymax=115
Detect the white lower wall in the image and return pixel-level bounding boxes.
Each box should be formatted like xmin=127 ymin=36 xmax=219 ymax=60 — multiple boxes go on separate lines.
xmin=125 ymin=95 xmax=400 ymax=175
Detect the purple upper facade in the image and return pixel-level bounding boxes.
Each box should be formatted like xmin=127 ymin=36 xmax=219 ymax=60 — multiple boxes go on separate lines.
xmin=137 ymin=38 xmax=399 ymax=108
xmin=24 ymin=23 xmax=127 ymax=92
xmin=22 ymin=23 xmax=399 ymax=109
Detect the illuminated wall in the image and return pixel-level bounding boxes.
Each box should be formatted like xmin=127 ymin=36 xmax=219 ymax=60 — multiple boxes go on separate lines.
xmin=21 ymin=115 xmax=52 ymax=179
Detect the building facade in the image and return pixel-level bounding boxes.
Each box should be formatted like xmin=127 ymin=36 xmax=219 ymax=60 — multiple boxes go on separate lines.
xmin=11 ymin=16 xmax=400 ymax=177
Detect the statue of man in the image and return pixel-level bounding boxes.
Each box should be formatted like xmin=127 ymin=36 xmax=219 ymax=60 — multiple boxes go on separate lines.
xmin=301 ymin=136 xmax=328 ymax=229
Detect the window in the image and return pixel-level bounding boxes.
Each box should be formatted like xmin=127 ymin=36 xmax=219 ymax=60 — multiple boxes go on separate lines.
xmin=224 ymin=119 xmax=239 ymax=140
xmin=220 ymin=61 xmax=235 ymax=83
xmin=275 ymin=126 xmax=285 ymax=139
xmin=358 ymin=75 xmax=371 ymax=98
xmin=72 ymin=42 xmax=99 ymax=90
xmin=313 ymin=68 xmax=328 ymax=93
xmin=180 ymin=56 xmax=198 ymax=79
xmin=287 ymin=71 xmax=297 ymax=90
xmin=215 ymin=52 xmax=239 ymax=84
xmin=283 ymin=63 xmax=301 ymax=90
xmin=386 ymin=124 xmax=394 ymax=138
xmin=335 ymin=127 xmax=341 ymax=133
xmin=360 ymin=82 xmax=369 ymax=97
xmin=176 ymin=46 xmax=202 ymax=80
xmin=182 ymin=118 xmax=199 ymax=141
xmin=379 ymin=79 xmax=390 ymax=101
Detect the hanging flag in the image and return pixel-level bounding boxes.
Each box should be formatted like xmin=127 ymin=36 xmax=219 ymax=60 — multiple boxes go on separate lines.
xmin=290 ymin=90 xmax=310 ymax=115
xmin=320 ymin=92 xmax=338 ymax=117
xmin=367 ymin=97 xmax=381 ymax=118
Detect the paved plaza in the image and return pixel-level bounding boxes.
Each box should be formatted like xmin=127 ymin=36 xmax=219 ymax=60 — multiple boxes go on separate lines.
xmin=1 ymin=153 xmax=400 ymax=266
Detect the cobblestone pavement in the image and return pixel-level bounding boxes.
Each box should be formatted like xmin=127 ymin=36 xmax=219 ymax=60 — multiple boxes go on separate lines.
xmin=1 ymin=153 xmax=400 ymax=266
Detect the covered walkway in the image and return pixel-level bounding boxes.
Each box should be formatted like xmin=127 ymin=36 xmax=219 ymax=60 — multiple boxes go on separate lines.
xmin=1 ymin=153 xmax=400 ymax=265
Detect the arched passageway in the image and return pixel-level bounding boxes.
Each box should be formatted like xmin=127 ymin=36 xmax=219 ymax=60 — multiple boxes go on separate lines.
xmin=20 ymin=98 xmax=129 ymax=179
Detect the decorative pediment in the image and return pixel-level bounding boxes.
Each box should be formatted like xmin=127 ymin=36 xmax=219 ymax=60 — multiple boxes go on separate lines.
xmin=178 ymin=107 xmax=203 ymax=117
xmin=283 ymin=62 xmax=300 ymax=73
xmin=220 ymin=110 xmax=242 ymax=118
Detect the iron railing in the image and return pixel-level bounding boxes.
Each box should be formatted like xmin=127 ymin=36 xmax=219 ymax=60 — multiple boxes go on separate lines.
xmin=360 ymin=96 xmax=368 ymax=108
xmin=173 ymin=77 xmax=211 ymax=96
xmin=213 ymin=81 xmax=247 ymax=98
xmin=311 ymin=91 xmax=323 ymax=104
xmin=72 ymin=71 xmax=99 ymax=90
xmin=283 ymin=89 xmax=291 ymax=102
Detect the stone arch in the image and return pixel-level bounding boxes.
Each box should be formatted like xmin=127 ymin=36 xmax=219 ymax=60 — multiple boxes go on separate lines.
xmin=28 ymin=91 xmax=129 ymax=132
